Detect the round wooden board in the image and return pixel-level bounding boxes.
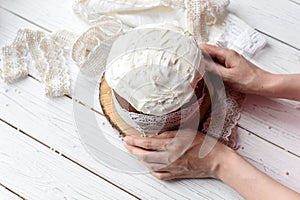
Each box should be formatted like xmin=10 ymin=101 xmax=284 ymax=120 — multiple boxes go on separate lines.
xmin=99 ymin=75 xmax=211 ymax=137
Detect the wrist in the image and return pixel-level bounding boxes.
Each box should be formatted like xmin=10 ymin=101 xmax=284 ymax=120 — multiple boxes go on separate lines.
xmin=251 ymin=70 xmax=275 ymax=96
xmin=213 ymin=145 xmax=238 ymax=180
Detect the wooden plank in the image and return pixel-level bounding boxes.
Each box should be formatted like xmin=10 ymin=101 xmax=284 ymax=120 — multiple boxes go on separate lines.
xmin=250 ymin=35 xmax=300 ymax=74
xmin=0 ymin=65 xmax=243 ymax=200
xmin=0 ymin=121 xmax=136 ymax=200
xmin=237 ymin=128 xmax=300 ymax=192
xmin=239 ymin=95 xmax=300 ymax=156
xmin=229 ymin=0 xmax=300 ymax=49
xmin=0 ymin=185 xmax=22 ymax=200
xmin=0 ymin=7 xmax=103 ymax=111
xmin=0 ymin=0 xmax=89 ymax=33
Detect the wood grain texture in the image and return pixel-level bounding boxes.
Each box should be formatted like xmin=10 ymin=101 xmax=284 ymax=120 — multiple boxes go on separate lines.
xmin=239 ymin=95 xmax=300 ymax=156
xmin=237 ymin=128 xmax=300 ymax=192
xmin=0 ymin=185 xmax=22 ymax=200
xmin=0 ymin=121 xmax=136 ymax=200
xmin=249 ymin=36 xmax=300 ymax=74
xmin=229 ymin=0 xmax=300 ymax=49
xmin=0 ymin=0 xmax=89 ymax=33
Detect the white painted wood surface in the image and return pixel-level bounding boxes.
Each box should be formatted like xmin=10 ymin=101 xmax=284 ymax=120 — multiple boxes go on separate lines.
xmin=229 ymin=0 xmax=300 ymax=49
xmin=0 ymin=121 xmax=136 ymax=200
xmin=0 ymin=185 xmax=22 ymax=200
xmin=0 ymin=0 xmax=299 ymax=199
xmin=0 ymin=63 xmax=243 ymax=200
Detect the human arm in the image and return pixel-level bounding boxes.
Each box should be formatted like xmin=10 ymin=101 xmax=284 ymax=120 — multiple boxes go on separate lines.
xmin=124 ymin=130 xmax=300 ymax=200
xmin=201 ymin=44 xmax=300 ymax=101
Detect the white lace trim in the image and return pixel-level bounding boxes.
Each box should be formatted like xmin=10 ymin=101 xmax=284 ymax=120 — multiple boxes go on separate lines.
xmin=185 ymin=0 xmax=229 ymax=43
xmin=0 ymin=17 xmax=122 ymax=96
xmin=1 ymin=29 xmax=70 ymax=96
xmin=112 ymin=87 xmax=207 ymax=136
xmin=202 ymin=87 xmax=245 ymax=147
xmin=72 ymin=25 xmax=122 ymax=77
xmin=1 ymin=38 xmax=29 ymax=82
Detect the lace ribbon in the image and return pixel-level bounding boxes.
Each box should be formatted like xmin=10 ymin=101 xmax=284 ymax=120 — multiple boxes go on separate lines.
xmin=202 ymin=87 xmax=246 ymax=148
xmin=186 ymin=0 xmax=229 ymax=44
xmin=1 ymin=31 xmax=29 ymax=83
xmin=0 ymin=17 xmax=123 ymax=96
xmin=112 ymin=87 xmax=207 ymax=136
xmin=1 ymin=29 xmax=70 ymax=96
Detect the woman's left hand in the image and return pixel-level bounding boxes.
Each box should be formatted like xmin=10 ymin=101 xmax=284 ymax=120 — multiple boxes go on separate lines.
xmin=124 ymin=129 xmax=231 ymax=180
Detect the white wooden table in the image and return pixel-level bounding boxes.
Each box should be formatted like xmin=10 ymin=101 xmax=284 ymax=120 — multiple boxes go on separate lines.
xmin=0 ymin=0 xmax=300 ymax=199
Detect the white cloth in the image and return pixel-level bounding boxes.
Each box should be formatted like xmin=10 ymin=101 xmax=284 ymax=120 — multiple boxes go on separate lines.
xmin=73 ymin=0 xmax=267 ymax=58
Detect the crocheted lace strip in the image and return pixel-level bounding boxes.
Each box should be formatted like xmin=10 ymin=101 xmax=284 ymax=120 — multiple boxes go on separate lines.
xmin=1 ymin=30 xmax=29 ymax=82
xmin=112 ymin=87 xmax=207 ymax=136
xmin=0 ymin=16 xmax=122 ymax=96
xmin=39 ymin=36 xmax=71 ymax=96
xmin=202 ymin=86 xmax=246 ymax=148
xmin=186 ymin=0 xmax=229 ymax=43
xmin=0 ymin=29 xmax=71 ymax=96
xmin=72 ymin=26 xmax=122 ymax=77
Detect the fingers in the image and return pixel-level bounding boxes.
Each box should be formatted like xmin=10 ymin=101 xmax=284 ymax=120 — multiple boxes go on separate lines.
xmin=124 ymin=136 xmax=170 ymax=151
xmin=200 ymin=44 xmax=228 ymax=77
xmin=200 ymin=44 xmax=227 ymax=64
xmin=124 ymin=143 xmax=168 ymax=164
xmin=150 ymin=131 xmax=177 ymax=139
xmin=202 ymin=56 xmax=226 ymax=76
xmin=150 ymin=171 xmax=174 ymax=180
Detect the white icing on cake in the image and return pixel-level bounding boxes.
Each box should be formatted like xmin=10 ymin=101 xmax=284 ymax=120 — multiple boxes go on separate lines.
xmin=105 ymin=24 xmax=204 ymax=116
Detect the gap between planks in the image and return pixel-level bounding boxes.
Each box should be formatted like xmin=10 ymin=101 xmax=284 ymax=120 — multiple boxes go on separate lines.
xmin=288 ymin=0 xmax=300 ymax=6
xmin=0 ymin=182 xmax=26 ymax=200
xmin=237 ymin=125 xmax=300 ymax=159
xmin=0 ymin=6 xmax=51 ymax=33
xmin=0 ymin=118 xmax=141 ymax=200
xmin=256 ymin=29 xmax=300 ymax=51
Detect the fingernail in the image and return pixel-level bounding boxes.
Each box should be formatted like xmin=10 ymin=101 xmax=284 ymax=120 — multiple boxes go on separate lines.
xmin=123 ymin=136 xmax=130 ymax=143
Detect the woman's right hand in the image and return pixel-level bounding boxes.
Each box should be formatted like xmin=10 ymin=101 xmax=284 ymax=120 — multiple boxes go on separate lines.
xmin=200 ymin=44 xmax=272 ymax=95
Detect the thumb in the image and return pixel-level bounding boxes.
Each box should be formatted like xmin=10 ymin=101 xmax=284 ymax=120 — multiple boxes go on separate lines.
xmin=202 ymin=53 xmax=228 ymax=79
xmin=200 ymin=44 xmax=227 ymax=64
xmin=200 ymin=44 xmax=230 ymax=80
